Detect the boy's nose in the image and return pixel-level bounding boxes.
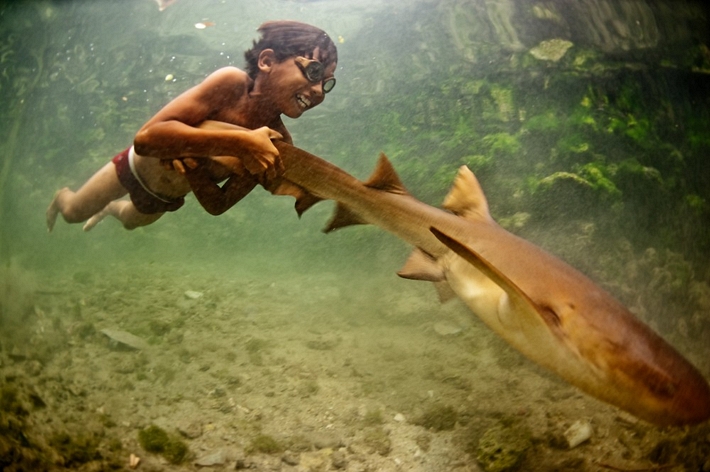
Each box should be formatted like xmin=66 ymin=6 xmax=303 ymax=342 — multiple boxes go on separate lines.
xmin=310 ymin=81 xmax=325 ymax=97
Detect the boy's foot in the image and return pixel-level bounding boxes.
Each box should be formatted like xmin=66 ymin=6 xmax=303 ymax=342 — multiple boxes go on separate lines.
xmin=83 ymin=205 xmax=111 ymax=232
xmin=46 ymin=189 xmax=65 ymax=232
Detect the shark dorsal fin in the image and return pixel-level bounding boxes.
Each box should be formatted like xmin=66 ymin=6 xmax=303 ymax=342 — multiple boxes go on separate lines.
xmin=397 ymin=248 xmax=445 ymax=282
xmin=442 ymin=166 xmax=492 ymax=222
xmin=364 ymin=153 xmax=408 ymax=195
xmin=323 ymin=203 xmax=366 ymax=233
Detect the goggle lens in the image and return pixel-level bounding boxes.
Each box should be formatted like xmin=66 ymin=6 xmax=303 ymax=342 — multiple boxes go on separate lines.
xmin=296 ymin=57 xmax=336 ymax=93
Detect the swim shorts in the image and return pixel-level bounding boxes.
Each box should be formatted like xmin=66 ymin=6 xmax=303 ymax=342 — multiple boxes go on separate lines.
xmin=112 ymin=147 xmax=185 ymax=214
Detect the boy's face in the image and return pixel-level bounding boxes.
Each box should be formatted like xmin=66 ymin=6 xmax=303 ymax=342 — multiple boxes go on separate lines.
xmin=260 ymin=48 xmax=336 ymax=119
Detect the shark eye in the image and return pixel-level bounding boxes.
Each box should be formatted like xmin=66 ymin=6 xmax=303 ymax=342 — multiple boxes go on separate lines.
xmin=539 ymin=305 xmax=561 ymax=328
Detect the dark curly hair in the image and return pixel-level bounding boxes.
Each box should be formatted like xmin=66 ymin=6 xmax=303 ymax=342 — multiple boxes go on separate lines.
xmin=244 ymin=20 xmax=338 ymax=79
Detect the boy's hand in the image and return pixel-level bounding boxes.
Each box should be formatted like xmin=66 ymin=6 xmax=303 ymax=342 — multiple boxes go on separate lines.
xmin=162 ymin=157 xmax=199 ymax=174
xmin=242 ymin=127 xmax=284 ymax=180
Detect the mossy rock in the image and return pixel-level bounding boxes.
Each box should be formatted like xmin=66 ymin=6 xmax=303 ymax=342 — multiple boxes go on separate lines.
xmin=49 ymin=432 xmax=101 ymax=466
xmin=476 ymin=423 xmax=532 ymax=472
xmin=138 ymin=425 xmax=169 ymax=453
xmin=363 ymin=427 xmax=392 ymax=456
xmin=163 ymin=437 xmax=189 ymax=464
xmin=0 ymin=386 xmax=29 ymax=416
xmin=248 ymin=434 xmax=282 ymax=454
xmin=138 ymin=425 xmax=189 ymax=464
xmin=362 ymin=409 xmax=385 ymax=426
xmin=415 ymin=404 xmax=458 ymax=431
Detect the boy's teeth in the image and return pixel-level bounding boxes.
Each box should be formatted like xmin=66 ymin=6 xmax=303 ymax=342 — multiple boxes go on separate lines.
xmin=297 ymin=94 xmax=311 ymax=109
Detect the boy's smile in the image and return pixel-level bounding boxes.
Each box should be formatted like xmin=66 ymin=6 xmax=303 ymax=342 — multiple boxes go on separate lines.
xmin=296 ymin=93 xmax=312 ymax=110
xmin=286 ymin=56 xmax=336 ymax=118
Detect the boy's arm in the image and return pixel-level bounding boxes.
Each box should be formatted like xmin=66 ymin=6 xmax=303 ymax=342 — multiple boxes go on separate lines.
xmin=133 ymin=68 xmax=283 ymax=178
xmin=184 ymin=160 xmax=258 ymax=216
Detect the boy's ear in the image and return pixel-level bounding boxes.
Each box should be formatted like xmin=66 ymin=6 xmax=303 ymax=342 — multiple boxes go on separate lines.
xmin=257 ymin=49 xmax=276 ymax=73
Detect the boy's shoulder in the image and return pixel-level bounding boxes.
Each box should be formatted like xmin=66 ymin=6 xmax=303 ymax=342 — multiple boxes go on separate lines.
xmin=199 ymin=67 xmax=251 ymax=96
xmin=207 ymin=66 xmax=249 ymax=83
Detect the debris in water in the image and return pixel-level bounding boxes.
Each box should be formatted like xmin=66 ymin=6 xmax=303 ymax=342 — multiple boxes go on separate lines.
xmin=100 ymin=328 xmax=150 ymax=350
xmin=433 ymin=321 xmax=462 ymax=337
xmin=194 ymin=21 xmax=215 ymax=29
xmin=154 ymin=0 xmax=177 ymax=11
xmin=185 ymin=290 xmax=203 ymax=300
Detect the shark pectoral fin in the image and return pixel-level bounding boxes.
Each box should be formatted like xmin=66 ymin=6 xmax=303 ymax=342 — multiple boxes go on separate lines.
xmin=364 ymin=153 xmax=409 ymax=195
xmin=324 ymin=203 xmax=367 ymax=233
xmin=397 ymin=248 xmax=445 ymax=282
xmin=430 ymin=227 xmax=550 ymax=331
xmin=263 ymin=179 xmax=323 ymax=217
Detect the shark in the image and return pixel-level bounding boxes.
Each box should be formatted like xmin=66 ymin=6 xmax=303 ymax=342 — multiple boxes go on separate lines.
xmin=266 ymin=140 xmax=710 ymax=426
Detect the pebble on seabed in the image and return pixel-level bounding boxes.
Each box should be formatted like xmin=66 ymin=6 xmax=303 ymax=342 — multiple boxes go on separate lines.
xmin=564 ymin=420 xmax=593 ymax=448
xmin=184 ymin=290 xmax=203 ymax=300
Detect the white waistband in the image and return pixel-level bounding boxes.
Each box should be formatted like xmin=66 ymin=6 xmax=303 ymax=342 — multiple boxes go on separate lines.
xmin=128 ymin=146 xmax=176 ymax=203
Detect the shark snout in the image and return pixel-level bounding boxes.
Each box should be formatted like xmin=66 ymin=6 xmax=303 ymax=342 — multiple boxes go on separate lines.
xmin=603 ymin=327 xmax=710 ymax=426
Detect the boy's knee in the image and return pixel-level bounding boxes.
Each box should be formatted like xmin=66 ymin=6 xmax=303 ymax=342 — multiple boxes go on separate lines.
xmin=61 ymin=204 xmax=89 ymax=224
xmin=122 ymin=221 xmax=140 ymax=230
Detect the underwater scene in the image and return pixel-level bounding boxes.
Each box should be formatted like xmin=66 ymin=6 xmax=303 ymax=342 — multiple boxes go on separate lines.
xmin=1 ymin=0 xmax=710 ymax=470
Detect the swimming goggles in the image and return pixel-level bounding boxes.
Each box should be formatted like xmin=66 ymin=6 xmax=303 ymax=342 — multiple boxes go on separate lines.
xmin=295 ymin=56 xmax=336 ymax=93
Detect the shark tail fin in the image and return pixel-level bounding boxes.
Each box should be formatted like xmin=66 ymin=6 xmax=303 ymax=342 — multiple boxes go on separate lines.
xmin=443 ymin=166 xmax=493 ymax=223
xmin=364 ymin=153 xmax=409 ymax=195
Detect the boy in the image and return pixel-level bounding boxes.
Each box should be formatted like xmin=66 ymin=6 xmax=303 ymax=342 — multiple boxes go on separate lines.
xmin=46 ymin=20 xmax=337 ymax=231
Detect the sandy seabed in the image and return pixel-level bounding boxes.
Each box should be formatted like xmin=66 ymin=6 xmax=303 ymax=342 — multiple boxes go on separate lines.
xmin=1 ymin=258 xmax=709 ymax=471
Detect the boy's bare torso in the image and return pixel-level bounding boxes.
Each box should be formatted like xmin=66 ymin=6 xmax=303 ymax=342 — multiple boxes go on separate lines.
xmin=133 ymin=83 xmax=288 ymax=199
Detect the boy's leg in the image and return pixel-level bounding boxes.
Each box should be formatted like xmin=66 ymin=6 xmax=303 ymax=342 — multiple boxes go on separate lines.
xmin=82 ymin=201 xmax=163 ymax=231
xmin=46 ymin=162 xmax=127 ymax=231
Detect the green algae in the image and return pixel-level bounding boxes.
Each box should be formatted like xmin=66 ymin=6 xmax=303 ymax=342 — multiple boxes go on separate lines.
xmin=476 ymin=423 xmax=532 ymax=472
xmin=248 ymin=434 xmax=283 ymax=454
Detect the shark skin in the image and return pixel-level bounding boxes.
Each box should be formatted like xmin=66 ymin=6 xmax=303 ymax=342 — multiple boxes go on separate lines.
xmin=270 ymin=140 xmax=710 ymax=426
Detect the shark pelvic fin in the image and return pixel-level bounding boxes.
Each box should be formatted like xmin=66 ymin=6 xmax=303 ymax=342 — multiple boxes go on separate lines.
xmin=263 ymin=179 xmax=323 ymax=217
xmin=397 ymin=248 xmax=445 ymax=282
xmin=430 ymin=227 xmax=555 ymax=331
xmin=323 ymin=203 xmax=367 ymax=233
xmin=442 ymin=166 xmax=492 ymax=223
xmin=434 ymin=281 xmax=457 ymax=303
xmin=364 ymin=153 xmax=408 ymax=195
xmin=295 ymin=193 xmax=324 ymax=217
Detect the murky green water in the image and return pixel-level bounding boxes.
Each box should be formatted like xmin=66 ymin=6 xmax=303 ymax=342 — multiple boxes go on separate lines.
xmin=1 ymin=1 xmax=709 ymax=470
